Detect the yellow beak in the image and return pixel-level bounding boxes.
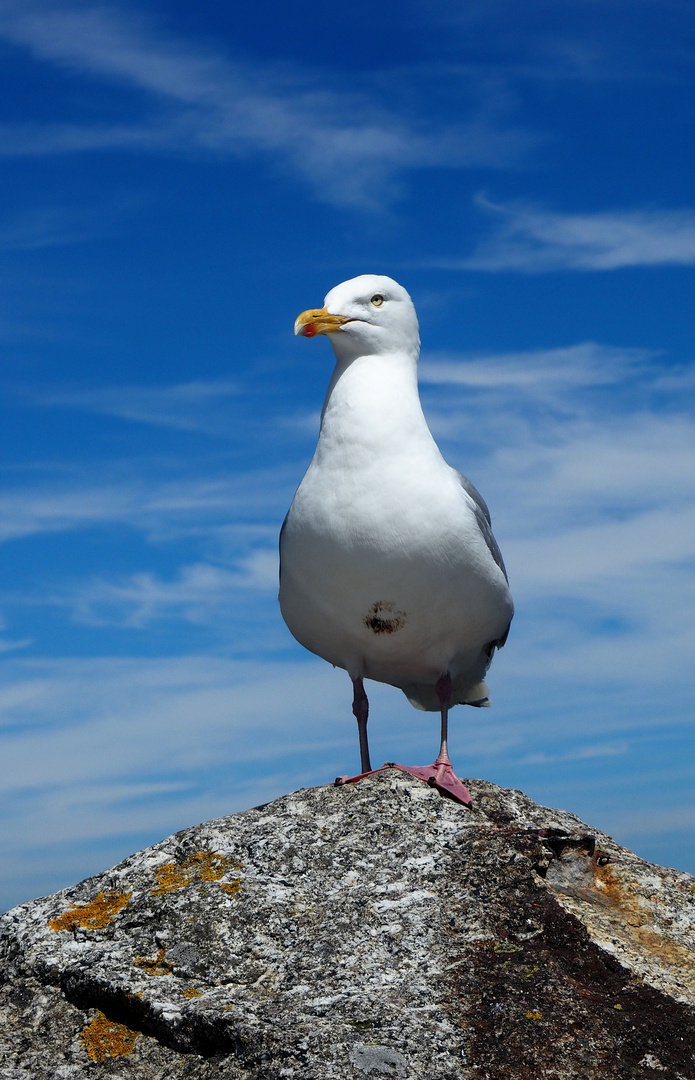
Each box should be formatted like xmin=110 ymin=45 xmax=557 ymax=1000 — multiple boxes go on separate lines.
xmin=294 ymin=307 xmax=350 ymax=338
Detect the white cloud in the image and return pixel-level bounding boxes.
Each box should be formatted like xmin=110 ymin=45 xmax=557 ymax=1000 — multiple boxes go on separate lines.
xmin=0 ymin=481 xmax=144 ymax=543
xmin=0 ymin=462 xmax=295 ymax=543
xmin=0 ymin=202 xmax=134 ymax=251
xmin=606 ymin=803 xmax=695 ymax=841
xmin=0 ymin=1 xmax=532 ymax=208
xmin=497 ymin=417 xmax=695 ymax=519
xmin=0 ymin=656 xmax=344 ymax=778
xmin=0 ymin=636 xmax=32 ymax=653
xmin=418 ymin=339 xmax=695 ymax=710
xmin=0 ymin=613 xmax=31 ymax=652
xmin=0 ymin=653 xmax=360 ymax=910
xmin=420 ymin=342 xmax=657 ymax=395
xmin=520 ymin=741 xmax=630 ymax=766
xmin=449 ymin=196 xmax=695 ymax=271
xmin=65 ymin=554 xmax=278 ymax=628
xmin=32 ymin=378 xmax=241 ymax=434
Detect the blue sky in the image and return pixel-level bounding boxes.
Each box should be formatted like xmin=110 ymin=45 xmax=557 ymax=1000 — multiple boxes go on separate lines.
xmin=1 ymin=0 xmax=694 ymax=912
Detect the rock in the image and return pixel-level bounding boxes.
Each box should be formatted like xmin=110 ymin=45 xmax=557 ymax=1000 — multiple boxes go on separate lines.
xmin=1 ymin=769 xmax=695 ymax=1079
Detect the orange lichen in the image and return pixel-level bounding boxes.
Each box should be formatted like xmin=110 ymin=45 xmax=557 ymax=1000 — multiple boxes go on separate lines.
xmin=150 ymin=862 xmax=190 ymax=894
xmin=81 ymin=1011 xmax=139 ymax=1062
xmin=183 ymin=986 xmax=203 ymax=998
xmin=150 ymin=850 xmax=241 ymax=894
xmin=526 ymin=1010 xmax=542 ymax=1020
xmin=48 ymin=890 xmax=131 ymax=932
xmin=134 ymin=947 xmax=173 ymax=976
xmin=197 ymin=851 xmax=228 ymax=882
xmin=220 ymin=878 xmax=243 ymax=896
xmin=150 ymin=851 xmax=241 ymax=894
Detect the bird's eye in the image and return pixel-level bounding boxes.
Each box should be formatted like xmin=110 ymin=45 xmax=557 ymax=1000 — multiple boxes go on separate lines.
xmin=370 ymin=294 xmax=384 ymax=307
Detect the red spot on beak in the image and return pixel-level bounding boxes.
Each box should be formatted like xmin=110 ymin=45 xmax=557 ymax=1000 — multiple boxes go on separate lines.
xmin=301 ymin=323 xmax=317 ymax=338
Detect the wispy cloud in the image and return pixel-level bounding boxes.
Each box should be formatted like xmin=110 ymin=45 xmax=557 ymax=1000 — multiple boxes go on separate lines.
xmin=0 ymin=614 xmax=31 ymax=653
xmin=605 ymin=803 xmax=695 ymax=841
xmin=65 ymin=554 xmax=278 ymax=628
xmin=0 ymin=202 xmax=132 ymax=251
xmin=0 ymin=636 xmax=32 ymax=653
xmin=0 ymin=1 xmax=533 ymax=208
xmin=420 ymin=342 xmax=658 ymax=395
xmin=0 ymin=653 xmax=349 ymax=902
xmin=520 ymin=740 xmax=630 ymax=766
xmin=0 ymin=462 xmax=295 ymax=543
xmin=0 ymin=481 xmax=145 ymax=544
xmin=510 ymin=505 xmax=695 ymax=593
xmin=0 ymin=653 xmax=360 ymax=906
xmin=447 ymin=196 xmax=695 ymax=271
xmin=32 ymin=378 xmax=241 ymax=434
xmin=418 ymin=0 xmax=694 ymax=86
xmin=421 ymin=338 xmax=695 ymax=466
xmin=418 ymin=338 xmax=695 ymax=710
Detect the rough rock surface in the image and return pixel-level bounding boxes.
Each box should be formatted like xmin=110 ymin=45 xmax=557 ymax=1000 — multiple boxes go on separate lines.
xmin=2 ymin=770 xmax=695 ymax=1079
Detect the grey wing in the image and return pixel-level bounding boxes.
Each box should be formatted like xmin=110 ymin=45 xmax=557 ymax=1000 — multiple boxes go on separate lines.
xmin=456 ymin=470 xmax=493 ymax=526
xmin=455 ymin=469 xmax=512 ymax=650
xmin=454 ymin=469 xmax=508 ymax=583
xmin=278 ymin=509 xmax=290 ymax=584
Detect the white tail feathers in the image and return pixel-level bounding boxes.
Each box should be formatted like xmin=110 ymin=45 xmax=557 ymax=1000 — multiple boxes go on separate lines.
xmin=460 ymin=680 xmax=491 ymax=707
xmin=404 ymin=678 xmax=491 ymax=711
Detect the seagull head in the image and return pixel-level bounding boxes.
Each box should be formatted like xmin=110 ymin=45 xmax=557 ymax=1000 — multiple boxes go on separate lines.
xmin=294 ymin=275 xmax=420 ymax=360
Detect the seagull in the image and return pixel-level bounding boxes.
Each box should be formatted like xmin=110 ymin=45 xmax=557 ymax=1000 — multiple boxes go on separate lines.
xmin=279 ymin=275 xmax=513 ymax=806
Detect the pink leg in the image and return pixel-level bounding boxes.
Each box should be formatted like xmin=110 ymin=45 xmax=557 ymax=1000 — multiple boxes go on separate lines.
xmin=352 ymin=677 xmax=371 ymax=774
xmin=333 ymin=670 xmax=471 ymax=807
xmin=434 ymin=671 xmax=452 ymax=766
xmin=390 ymin=669 xmax=471 ymax=805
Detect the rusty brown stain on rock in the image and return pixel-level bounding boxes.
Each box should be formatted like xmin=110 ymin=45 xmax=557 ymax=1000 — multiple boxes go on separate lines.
xmin=539 ymin=840 xmax=695 ymax=1003
xmin=81 ymin=1010 xmax=139 ymax=1062
xmin=364 ymin=600 xmax=406 ymax=635
xmin=48 ymin=890 xmax=131 ymax=932
xmin=591 ymin=861 xmax=695 ymax=984
xmin=452 ymin=847 xmax=695 ymax=1080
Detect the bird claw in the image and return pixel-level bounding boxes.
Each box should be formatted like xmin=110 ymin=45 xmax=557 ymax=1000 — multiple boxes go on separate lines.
xmin=331 ymin=760 xmax=472 ymax=807
xmin=334 ymin=767 xmax=384 ymax=787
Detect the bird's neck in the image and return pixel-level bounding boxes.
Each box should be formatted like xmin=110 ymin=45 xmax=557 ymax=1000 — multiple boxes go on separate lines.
xmin=315 ymin=351 xmax=437 ymax=465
